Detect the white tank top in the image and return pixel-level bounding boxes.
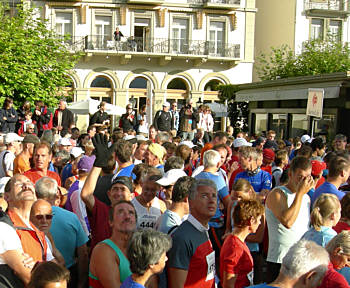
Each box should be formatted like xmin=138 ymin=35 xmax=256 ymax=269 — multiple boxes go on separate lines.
xmin=132 ymin=197 xmax=162 ymax=229
xmin=266 ymin=186 xmax=311 ymax=263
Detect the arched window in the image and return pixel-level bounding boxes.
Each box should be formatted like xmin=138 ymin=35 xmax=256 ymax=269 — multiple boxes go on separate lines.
xmin=129 ymin=77 xmax=147 ymax=88
xmin=91 ymin=76 xmax=112 ymax=88
xmin=204 ymin=79 xmax=221 ymax=91
xmin=167 ymin=78 xmax=187 ymax=90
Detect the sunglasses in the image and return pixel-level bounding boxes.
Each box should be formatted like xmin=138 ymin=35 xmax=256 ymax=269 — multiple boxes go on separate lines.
xmin=35 ymin=214 xmax=53 ymax=221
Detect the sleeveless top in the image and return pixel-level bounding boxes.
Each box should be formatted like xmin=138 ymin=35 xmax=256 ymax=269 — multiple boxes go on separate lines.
xmin=132 ymin=197 xmax=162 ymax=229
xmin=89 ymin=239 xmax=131 ymax=288
xmin=266 ymin=186 xmax=311 ymax=263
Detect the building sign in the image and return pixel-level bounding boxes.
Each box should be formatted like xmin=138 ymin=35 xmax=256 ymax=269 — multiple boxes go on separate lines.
xmin=306 ymin=88 xmax=324 ymax=118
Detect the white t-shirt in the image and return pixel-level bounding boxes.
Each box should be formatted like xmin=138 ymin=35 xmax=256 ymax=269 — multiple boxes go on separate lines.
xmin=0 ymin=150 xmax=15 ymax=177
xmin=0 ymin=222 xmax=22 ymax=265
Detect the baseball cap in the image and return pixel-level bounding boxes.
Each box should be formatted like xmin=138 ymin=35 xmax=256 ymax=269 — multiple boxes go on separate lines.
xmin=70 ymin=147 xmax=85 ymax=158
xmin=110 ymin=176 xmax=133 ymax=193
xmin=254 ymin=137 xmax=266 ymax=147
xmin=163 ymin=102 xmax=170 ymax=107
xmin=4 ymin=133 xmax=23 ymax=144
xmin=77 ymin=155 xmax=95 ymax=172
xmin=311 ymin=160 xmax=327 ymax=177
xmin=23 ymin=134 xmax=40 ymax=144
xmin=301 ymin=135 xmax=311 ymax=144
xmin=179 ymin=141 xmax=195 ymax=149
xmin=156 ymin=169 xmax=187 ymax=186
xmin=263 ymin=148 xmax=275 ymax=161
xmin=233 ymin=138 xmax=252 ymax=148
xmin=58 ymin=138 xmax=72 ymax=146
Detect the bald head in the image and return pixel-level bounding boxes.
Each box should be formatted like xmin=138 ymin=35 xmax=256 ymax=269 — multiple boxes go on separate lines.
xmin=30 ymin=199 xmax=53 ymax=234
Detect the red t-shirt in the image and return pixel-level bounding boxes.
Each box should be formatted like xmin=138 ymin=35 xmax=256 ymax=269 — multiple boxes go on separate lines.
xmin=89 ymin=196 xmax=112 ymax=251
xmin=200 ymin=143 xmax=214 ymax=165
xmin=318 ymin=263 xmax=349 ymax=288
xmin=334 ymin=221 xmax=350 ymax=234
xmin=24 ymin=168 xmax=61 ymax=186
xmin=261 ymin=165 xmax=272 ymax=175
xmin=229 ymin=167 xmax=244 ymax=191
xmin=316 ymin=176 xmax=326 ymax=189
xmin=220 ymin=234 xmax=253 ymax=288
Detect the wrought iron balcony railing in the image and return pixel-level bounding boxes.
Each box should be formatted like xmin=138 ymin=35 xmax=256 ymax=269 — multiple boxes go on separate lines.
xmin=304 ymin=0 xmax=348 ymax=12
xmin=81 ymin=35 xmax=241 ymax=59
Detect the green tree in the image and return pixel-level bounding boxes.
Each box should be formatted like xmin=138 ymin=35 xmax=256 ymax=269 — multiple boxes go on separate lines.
xmin=0 ymin=4 xmax=82 ymax=107
xmin=257 ymin=39 xmax=350 ymax=81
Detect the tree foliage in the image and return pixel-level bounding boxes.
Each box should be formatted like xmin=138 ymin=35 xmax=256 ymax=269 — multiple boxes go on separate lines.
xmin=257 ymin=39 xmax=350 ymax=81
xmin=0 ymin=4 xmax=82 ymax=107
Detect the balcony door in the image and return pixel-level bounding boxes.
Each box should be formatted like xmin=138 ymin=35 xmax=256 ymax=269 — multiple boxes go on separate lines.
xmin=134 ymin=18 xmax=151 ymax=52
xmin=209 ymin=21 xmax=225 ymax=56
xmin=95 ymin=16 xmax=112 ymax=49
xmin=172 ymin=18 xmax=188 ymax=54
xmin=55 ymin=12 xmax=72 ymax=43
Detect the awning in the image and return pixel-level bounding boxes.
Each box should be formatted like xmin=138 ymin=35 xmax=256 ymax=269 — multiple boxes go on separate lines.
xmin=207 ymin=102 xmax=228 ymax=117
xmin=67 ymin=98 xmax=126 ymax=115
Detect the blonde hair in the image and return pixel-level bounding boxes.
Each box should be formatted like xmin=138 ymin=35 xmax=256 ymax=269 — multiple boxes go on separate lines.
xmin=232 ymin=179 xmax=256 ymax=200
xmin=326 ymin=230 xmax=350 ymax=255
xmin=311 ymin=193 xmax=340 ymax=231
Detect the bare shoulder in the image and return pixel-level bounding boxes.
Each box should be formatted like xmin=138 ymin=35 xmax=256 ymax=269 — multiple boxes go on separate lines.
xmin=265 ymin=187 xmax=286 ymax=209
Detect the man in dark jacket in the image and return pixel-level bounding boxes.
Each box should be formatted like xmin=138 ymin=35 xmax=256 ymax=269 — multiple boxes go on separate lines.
xmin=179 ymin=99 xmax=198 ymax=141
xmin=0 ymin=97 xmax=18 ymax=133
xmin=119 ymin=104 xmax=136 ymax=132
xmin=32 ymin=101 xmax=53 ymax=137
xmin=53 ymin=99 xmax=74 ymax=137
xmin=153 ymin=102 xmax=173 ymax=132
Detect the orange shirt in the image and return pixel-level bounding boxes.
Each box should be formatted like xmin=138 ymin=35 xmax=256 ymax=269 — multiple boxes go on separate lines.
xmin=24 ymin=168 xmax=61 ymax=186
xmin=14 ymin=154 xmax=31 ymax=174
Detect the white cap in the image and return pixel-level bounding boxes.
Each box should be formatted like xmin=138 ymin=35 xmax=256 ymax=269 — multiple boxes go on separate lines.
xmin=0 ymin=177 xmax=11 ymax=194
xmin=4 ymin=133 xmax=23 ymax=144
xmin=179 ymin=141 xmax=195 ymax=149
xmin=156 ymin=169 xmax=187 ymax=186
xmin=163 ymin=102 xmax=170 ymax=107
xmin=301 ymin=135 xmax=311 ymax=144
xmin=233 ymin=138 xmax=252 ymax=148
xmin=58 ymin=138 xmax=72 ymax=146
xmin=136 ymin=135 xmax=148 ymax=141
xmin=70 ymin=147 xmax=85 ymax=158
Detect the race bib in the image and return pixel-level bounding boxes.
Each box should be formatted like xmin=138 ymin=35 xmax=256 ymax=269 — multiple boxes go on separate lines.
xmin=206 ymin=251 xmax=215 ymax=281
xmin=138 ymin=215 xmax=157 ymax=229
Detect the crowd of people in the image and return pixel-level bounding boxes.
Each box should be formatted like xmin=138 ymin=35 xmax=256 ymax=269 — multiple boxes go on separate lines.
xmin=0 ymin=97 xmax=350 ymax=288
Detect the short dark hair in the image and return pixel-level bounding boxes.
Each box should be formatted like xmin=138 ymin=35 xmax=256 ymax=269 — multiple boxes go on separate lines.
xmin=28 ymin=262 xmax=70 ymax=288
xmin=289 ymin=156 xmax=312 ymax=173
xmin=297 ymin=145 xmax=313 ymax=159
xmin=102 ymin=154 xmax=116 ymax=174
xmin=108 ymin=200 xmax=136 ymax=222
xmin=341 ymin=193 xmax=350 ymax=219
xmin=328 ymin=156 xmax=350 ymax=178
xmin=214 ymin=131 xmax=227 ymax=141
xmin=164 ymin=156 xmax=184 ymax=173
xmin=71 ymin=127 xmax=80 ymax=134
xmin=275 ymin=150 xmax=288 ymax=166
xmin=311 ymin=137 xmax=325 ymax=152
xmin=172 ymin=176 xmax=195 ymax=202
xmin=114 ymin=139 xmax=133 ymax=163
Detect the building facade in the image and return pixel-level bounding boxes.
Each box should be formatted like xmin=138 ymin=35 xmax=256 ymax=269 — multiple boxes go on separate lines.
xmin=254 ymin=0 xmax=350 ymax=81
xmin=32 ymin=0 xmax=256 ymax=131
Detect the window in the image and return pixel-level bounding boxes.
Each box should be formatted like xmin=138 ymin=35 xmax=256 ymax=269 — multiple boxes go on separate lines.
xmin=95 ymin=16 xmax=112 ymax=48
xmin=172 ymin=18 xmax=188 ymax=54
xmin=209 ymin=21 xmax=225 ymax=56
xmin=291 ymin=114 xmax=308 ymax=138
xmin=254 ymin=113 xmax=267 ymax=135
xmin=271 ymin=114 xmax=287 ymax=139
xmin=311 ymin=18 xmax=324 ymax=40
xmin=329 ymin=20 xmax=341 ymax=42
xmin=56 ymin=12 xmax=72 ymax=38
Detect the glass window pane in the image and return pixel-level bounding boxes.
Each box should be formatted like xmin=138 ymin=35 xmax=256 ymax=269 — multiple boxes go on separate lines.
xmin=254 ymin=114 xmax=267 ymax=135
xmin=291 ymin=114 xmax=308 ymax=138
xmin=271 ymin=114 xmax=287 ymax=139
xmin=311 ymin=18 xmax=324 ymax=40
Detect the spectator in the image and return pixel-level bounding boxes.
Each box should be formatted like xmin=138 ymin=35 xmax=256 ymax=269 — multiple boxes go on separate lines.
xmin=119 ymin=104 xmax=136 ymax=132
xmin=263 ymin=130 xmax=278 ymax=150
xmin=87 ymin=125 xmax=97 ymax=139
xmin=90 ymin=101 xmax=109 ymax=127
xmin=302 ymin=193 xmax=341 ymax=247
xmin=311 ymin=137 xmax=326 ymax=161
xmin=17 ymin=111 xmax=34 ymax=135
xmin=16 ymin=100 xmax=31 ymax=130
xmin=153 ymin=102 xmax=173 ymax=132
xmin=113 ymin=27 xmax=124 ymax=41
xmin=170 ymin=102 xmax=179 ymax=136
xmin=0 ymin=97 xmax=18 ymax=133
xmin=167 ymin=178 xmax=217 ymax=288
xmin=137 ymin=104 xmax=149 ymax=136
xmin=334 ymin=134 xmax=348 ymax=152
xmin=179 ymin=99 xmax=198 ymax=141
xmin=197 ymin=105 xmax=214 ymax=143
xmin=149 ymin=125 xmax=157 ymax=142
xmin=32 ymin=100 xmax=53 ymax=137
xmin=0 ymin=133 xmax=24 ymax=177
xmin=89 ymin=200 xmax=136 ymax=288
xmin=35 ymin=177 xmax=89 ymax=288
xmin=312 ymin=156 xmax=350 ymax=205
xmin=220 ymin=199 xmax=264 ymax=288
xmin=248 ymin=240 xmax=329 ymax=288
xmin=121 ymin=230 xmax=172 ymax=288
xmin=53 ymin=99 xmax=74 ymax=137
xmin=28 ymin=262 xmax=70 ymax=288
xmin=265 ymin=156 xmax=313 ymax=282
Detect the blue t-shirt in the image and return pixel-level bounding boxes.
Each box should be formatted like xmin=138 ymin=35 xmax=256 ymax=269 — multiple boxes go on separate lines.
xmin=115 ymin=164 xmax=136 ymax=179
xmin=50 ymin=206 xmax=89 ymax=268
xmin=301 ymin=226 xmax=337 ymax=247
xmin=194 ymin=171 xmax=229 ymax=228
xmin=235 ymin=169 xmax=272 ymax=193
xmin=312 ymin=182 xmax=345 ymax=205
xmin=61 ymin=163 xmax=73 ymax=186
xmin=120 ymin=276 xmax=145 ymax=288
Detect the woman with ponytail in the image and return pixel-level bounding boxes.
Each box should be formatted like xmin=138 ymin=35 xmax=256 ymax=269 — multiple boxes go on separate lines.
xmin=302 ymin=193 xmax=341 ymax=247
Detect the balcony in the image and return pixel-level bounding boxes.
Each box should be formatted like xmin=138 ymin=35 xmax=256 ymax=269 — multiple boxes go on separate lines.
xmin=127 ymin=0 xmax=164 ymax=4
xmin=304 ymin=0 xmax=350 ymax=17
xmin=79 ymin=35 xmax=241 ymax=62
xmin=58 ymin=36 xmax=86 ymax=52
xmin=203 ymin=0 xmax=240 ymax=9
